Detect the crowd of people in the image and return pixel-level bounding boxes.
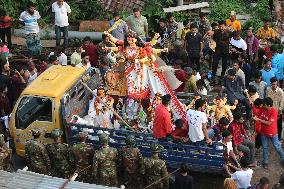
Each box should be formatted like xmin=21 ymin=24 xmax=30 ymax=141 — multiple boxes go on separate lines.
xmin=0 ymin=0 xmax=284 ymax=189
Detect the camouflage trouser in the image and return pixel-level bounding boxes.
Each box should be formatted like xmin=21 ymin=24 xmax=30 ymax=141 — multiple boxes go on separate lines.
xmin=26 ymin=33 xmax=42 ymax=56
xmin=76 ymin=166 xmax=92 ymax=183
xmin=123 ymin=173 xmax=143 ymax=189
xmin=98 ymin=172 xmax=118 ymax=187
xmin=29 ymin=165 xmax=48 ymax=175
xmin=51 ymin=166 xmax=71 ymax=179
xmin=145 ymin=176 xmax=164 ymax=189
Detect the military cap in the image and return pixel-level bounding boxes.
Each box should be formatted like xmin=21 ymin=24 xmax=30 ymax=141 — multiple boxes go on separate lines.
xmin=50 ymin=128 xmax=63 ymax=139
xmin=150 ymin=143 xmax=161 ymax=153
xmin=99 ymin=133 xmax=109 ymax=144
xmin=78 ymin=131 xmax=88 ymax=139
xmin=125 ymin=135 xmax=136 ymax=146
xmin=31 ymin=129 xmax=41 ymax=137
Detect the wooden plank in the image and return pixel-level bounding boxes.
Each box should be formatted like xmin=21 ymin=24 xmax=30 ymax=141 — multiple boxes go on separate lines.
xmin=163 ymin=2 xmax=209 ymax=13
xmin=79 ymin=20 xmax=110 ymax=32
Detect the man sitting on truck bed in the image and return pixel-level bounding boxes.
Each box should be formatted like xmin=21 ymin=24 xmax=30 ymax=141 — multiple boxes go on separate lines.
xmin=186 ymin=99 xmax=212 ymax=144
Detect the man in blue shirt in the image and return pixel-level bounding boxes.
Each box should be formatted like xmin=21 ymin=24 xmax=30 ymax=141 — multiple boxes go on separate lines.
xmin=271 ymin=45 xmax=284 ymax=87
xmin=109 ymin=12 xmax=128 ymax=41
xmin=261 ymin=59 xmax=277 ymax=86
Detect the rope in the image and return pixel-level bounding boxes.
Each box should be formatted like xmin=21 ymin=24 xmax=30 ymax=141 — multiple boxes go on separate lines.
xmin=143 ymin=168 xmax=180 ymax=189
xmin=80 ymin=81 xmax=132 ymax=130
xmin=59 ymin=165 xmax=92 ymax=189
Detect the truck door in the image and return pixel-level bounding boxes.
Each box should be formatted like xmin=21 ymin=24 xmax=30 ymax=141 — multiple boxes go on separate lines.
xmin=13 ymin=96 xmax=55 ymax=157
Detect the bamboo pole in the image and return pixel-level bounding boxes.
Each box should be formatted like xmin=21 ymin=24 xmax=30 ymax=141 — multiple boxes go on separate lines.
xmin=80 ymin=81 xmax=131 ymax=129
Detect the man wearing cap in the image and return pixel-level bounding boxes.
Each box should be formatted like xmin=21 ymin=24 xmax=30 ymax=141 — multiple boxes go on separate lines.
xmin=153 ymin=94 xmax=173 ymax=140
xmin=109 ymin=12 xmax=128 ymax=41
xmin=118 ymin=135 xmax=144 ymax=189
xmin=244 ymin=27 xmax=259 ymax=64
xmin=92 ymin=133 xmax=119 ymax=186
xmin=46 ymin=128 xmax=71 ymax=178
xmin=25 ymin=129 xmax=51 ymax=174
xmin=69 ymin=131 xmax=94 ymax=183
xmin=143 ymin=143 xmax=169 ymax=189
xmin=226 ymin=11 xmax=241 ymax=32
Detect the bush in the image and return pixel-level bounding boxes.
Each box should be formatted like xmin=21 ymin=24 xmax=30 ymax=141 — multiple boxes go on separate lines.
xmin=208 ymin=0 xmax=246 ymax=22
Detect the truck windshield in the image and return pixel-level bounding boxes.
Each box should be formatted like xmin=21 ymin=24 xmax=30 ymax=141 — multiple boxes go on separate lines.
xmin=15 ymin=96 xmax=52 ymax=130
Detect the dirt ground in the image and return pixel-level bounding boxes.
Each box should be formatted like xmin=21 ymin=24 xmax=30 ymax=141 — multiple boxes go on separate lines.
xmin=11 ymin=36 xmax=56 ymax=48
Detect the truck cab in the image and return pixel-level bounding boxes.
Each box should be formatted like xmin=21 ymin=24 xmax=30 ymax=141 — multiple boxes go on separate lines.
xmin=9 ymin=65 xmax=99 ymax=157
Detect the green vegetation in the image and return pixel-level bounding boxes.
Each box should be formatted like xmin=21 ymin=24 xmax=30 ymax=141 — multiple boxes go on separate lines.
xmin=208 ymin=0 xmax=272 ymax=33
xmin=1 ymin=0 xmax=272 ymax=34
xmin=208 ymin=0 xmax=246 ymax=21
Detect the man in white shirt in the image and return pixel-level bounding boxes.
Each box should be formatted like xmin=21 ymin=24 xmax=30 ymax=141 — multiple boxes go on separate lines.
xmin=19 ymin=2 xmax=42 ymax=56
xmin=230 ymin=31 xmax=247 ymax=62
xmin=218 ymin=130 xmax=241 ymax=168
xmin=230 ymin=161 xmax=253 ymax=189
xmin=52 ymin=0 xmax=71 ymax=50
xmin=186 ymin=98 xmax=212 ymax=144
xmin=57 ymin=47 xmax=67 ymax=66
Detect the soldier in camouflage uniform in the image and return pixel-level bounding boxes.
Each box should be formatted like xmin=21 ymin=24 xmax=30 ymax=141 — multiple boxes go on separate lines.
xmin=92 ymin=133 xmax=118 ymax=186
xmin=46 ymin=129 xmax=71 ymax=178
xmin=69 ymin=131 xmax=94 ymax=183
xmin=119 ymin=135 xmax=144 ymax=189
xmin=25 ymin=129 xmax=50 ymax=174
xmin=0 ymin=134 xmax=12 ymax=171
xmin=143 ymin=143 xmax=169 ymax=189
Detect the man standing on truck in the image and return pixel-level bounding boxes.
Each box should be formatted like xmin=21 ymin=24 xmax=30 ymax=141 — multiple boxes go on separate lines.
xmin=69 ymin=131 xmax=94 ymax=183
xmin=119 ymin=135 xmax=144 ymax=189
xmin=25 ymin=129 xmax=51 ymax=175
xmin=46 ymin=128 xmax=71 ymax=179
xmin=153 ymin=94 xmax=173 ymax=140
xmin=92 ymin=133 xmax=119 ymax=187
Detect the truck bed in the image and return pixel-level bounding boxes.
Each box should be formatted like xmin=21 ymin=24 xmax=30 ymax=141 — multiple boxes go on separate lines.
xmin=65 ymin=124 xmax=225 ymax=174
xmin=61 ymin=73 xmax=225 ymax=174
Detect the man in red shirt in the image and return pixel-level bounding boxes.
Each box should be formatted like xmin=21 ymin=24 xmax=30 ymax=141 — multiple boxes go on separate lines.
xmin=11 ymin=65 xmax=26 ymax=102
xmin=171 ymin=118 xmax=188 ymax=142
xmin=153 ymin=94 xmax=172 ymax=140
xmin=252 ymin=98 xmax=264 ymax=149
xmin=39 ymin=57 xmax=48 ymax=74
xmin=229 ymin=111 xmax=256 ymax=166
xmin=82 ymin=36 xmax=99 ymax=67
xmin=0 ymin=9 xmax=12 ymax=49
xmin=253 ymin=97 xmax=284 ymax=169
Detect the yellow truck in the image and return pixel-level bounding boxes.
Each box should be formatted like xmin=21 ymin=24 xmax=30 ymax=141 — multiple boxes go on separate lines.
xmin=9 ymin=65 xmax=225 ymax=174
xmin=9 ymin=65 xmax=99 ymax=157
